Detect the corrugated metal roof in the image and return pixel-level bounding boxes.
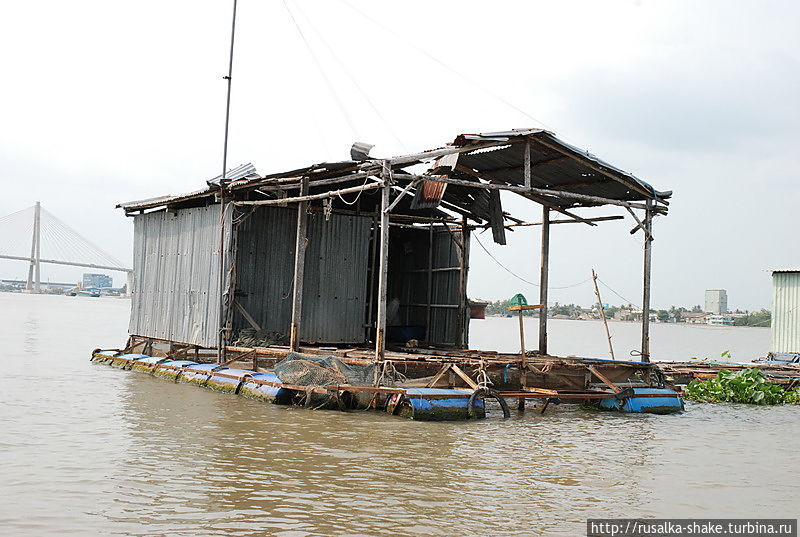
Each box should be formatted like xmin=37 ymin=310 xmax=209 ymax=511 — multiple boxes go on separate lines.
xmin=116 ymin=128 xmax=671 ymax=218
xmin=207 ymin=163 xmax=260 ymax=185
xmin=450 ymin=129 xmax=669 ymax=205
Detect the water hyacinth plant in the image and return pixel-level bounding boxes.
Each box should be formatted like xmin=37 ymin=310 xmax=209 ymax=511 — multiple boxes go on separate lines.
xmin=686 ymin=368 xmax=799 ymax=405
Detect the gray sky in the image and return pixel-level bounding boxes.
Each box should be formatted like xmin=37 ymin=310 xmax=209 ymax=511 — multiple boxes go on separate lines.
xmin=1 ymin=0 xmax=798 ymax=310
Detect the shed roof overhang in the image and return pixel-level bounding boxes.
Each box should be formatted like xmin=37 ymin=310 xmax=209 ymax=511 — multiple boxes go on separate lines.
xmin=116 ymin=128 xmax=671 ymax=224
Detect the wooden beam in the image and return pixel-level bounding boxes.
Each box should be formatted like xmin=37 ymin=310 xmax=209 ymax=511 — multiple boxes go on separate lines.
xmin=479 ymin=156 xmax=571 ymax=175
xmin=505 ymin=215 xmax=623 ymax=227
xmin=234 ymin=181 xmax=383 ymax=207
xmin=587 ymin=365 xmax=621 ymax=393
xmin=403 ymin=170 xmax=659 ymax=212
xmin=289 ymin=177 xmax=309 ymax=351
xmin=523 ymin=140 xmax=532 ymax=188
xmin=426 ymin=363 xmax=452 ymax=388
xmin=234 ymin=300 xmax=262 ymax=331
xmin=387 ymin=140 xmax=509 ymax=166
xmin=449 ymin=167 xmax=599 ymax=226
xmin=625 ymin=205 xmax=654 ymax=241
xmin=450 ymin=364 xmax=479 ymax=390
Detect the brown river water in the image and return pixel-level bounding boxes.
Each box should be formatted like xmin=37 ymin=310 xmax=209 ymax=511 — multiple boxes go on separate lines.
xmin=0 ymin=293 xmax=797 ymax=536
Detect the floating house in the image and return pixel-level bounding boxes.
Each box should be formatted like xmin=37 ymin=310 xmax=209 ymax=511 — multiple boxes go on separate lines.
xmin=94 ymin=128 xmax=682 ymax=419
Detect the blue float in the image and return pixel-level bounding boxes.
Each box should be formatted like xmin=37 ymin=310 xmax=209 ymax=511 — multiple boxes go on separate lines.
xmin=599 ymin=387 xmax=684 ymax=414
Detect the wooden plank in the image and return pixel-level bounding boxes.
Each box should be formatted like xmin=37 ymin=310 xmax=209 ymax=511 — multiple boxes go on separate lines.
xmin=587 ymin=365 xmax=621 ymax=393
xmin=450 ymin=364 xmax=479 ymax=390
xmin=524 ymin=387 xmax=559 ymax=396
xmin=509 ymin=304 xmax=543 ymax=311
xmin=234 ymin=299 xmax=262 ymax=331
xmin=425 ymin=364 xmax=452 ymax=388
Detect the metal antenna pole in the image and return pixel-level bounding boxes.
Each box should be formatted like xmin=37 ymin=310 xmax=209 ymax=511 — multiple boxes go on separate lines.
xmin=222 ymin=0 xmax=238 ymax=181
xmin=217 ymin=0 xmax=238 ymax=363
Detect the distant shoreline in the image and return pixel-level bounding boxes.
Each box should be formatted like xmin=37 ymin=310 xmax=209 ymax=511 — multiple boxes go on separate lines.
xmin=482 ymin=315 xmax=770 ymax=329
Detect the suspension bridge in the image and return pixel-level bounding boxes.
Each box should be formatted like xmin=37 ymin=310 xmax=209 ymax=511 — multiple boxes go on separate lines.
xmin=0 ymin=202 xmax=132 ymax=293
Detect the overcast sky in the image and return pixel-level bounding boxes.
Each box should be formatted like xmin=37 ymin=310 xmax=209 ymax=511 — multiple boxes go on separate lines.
xmin=1 ymin=0 xmax=798 ymax=310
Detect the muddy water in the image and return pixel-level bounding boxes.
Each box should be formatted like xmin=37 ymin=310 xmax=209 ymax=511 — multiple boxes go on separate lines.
xmin=0 ymin=293 xmax=796 ymax=536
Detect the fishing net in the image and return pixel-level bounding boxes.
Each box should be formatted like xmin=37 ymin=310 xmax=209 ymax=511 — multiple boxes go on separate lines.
xmin=232 ymin=328 xmax=288 ymax=347
xmin=274 ymin=352 xmax=376 ymax=387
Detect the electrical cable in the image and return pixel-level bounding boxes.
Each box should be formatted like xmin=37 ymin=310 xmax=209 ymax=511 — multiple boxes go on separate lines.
xmin=282 ymin=0 xmax=361 ymax=140
xmin=288 ymin=0 xmax=407 ymax=151
xmin=473 ymin=233 xmax=589 ymax=290
xmin=334 ymin=0 xmax=552 ymax=130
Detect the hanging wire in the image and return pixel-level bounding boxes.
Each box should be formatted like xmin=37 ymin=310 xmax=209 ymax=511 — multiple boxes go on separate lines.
xmin=334 ymin=0 xmax=552 ymax=130
xmin=282 ymin=0 xmax=361 ymax=140
xmin=596 ymin=277 xmax=640 ymax=308
xmin=288 ymin=0 xmax=407 ymax=151
xmin=473 ymin=233 xmax=589 ymax=290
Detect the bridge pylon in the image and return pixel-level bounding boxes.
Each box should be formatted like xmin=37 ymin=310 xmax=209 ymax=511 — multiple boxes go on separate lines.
xmin=25 ymin=201 xmax=41 ymax=292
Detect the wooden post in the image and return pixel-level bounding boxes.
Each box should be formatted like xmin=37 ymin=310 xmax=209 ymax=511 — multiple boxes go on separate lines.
xmin=539 ymin=206 xmax=550 ymax=355
xmin=509 ymin=303 xmax=542 ymax=411
xmin=457 ymin=215 xmax=468 ymax=348
xmin=425 ymin=223 xmax=434 ymax=341
xmin=289 ymin=177 xmax=309 ymax=352
xmin=365 ymin=213 xmax=378 ymax=342
xmin=517 ymin=307 xmax=526 ymax=410
xmin=592 ymin=269 xmax=616 ymax=360
xmin=641 ymin=200 xmax=653 ymax=362
xmin=374 ymin=162 xmax=391 ymax=362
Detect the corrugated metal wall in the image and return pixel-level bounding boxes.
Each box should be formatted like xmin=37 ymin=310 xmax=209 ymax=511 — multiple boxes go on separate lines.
xmin=129 ymin=205 xmax=229 ymax=347
xmin=233 ymin=206 xmax=372 ymax=344
xmin=772 ymin=272 xmax=800 ymax=353
xmin=389 ymin=226 xmax=468 ymax=347
xmin=429 ymin=228 xmax=466 ymax=346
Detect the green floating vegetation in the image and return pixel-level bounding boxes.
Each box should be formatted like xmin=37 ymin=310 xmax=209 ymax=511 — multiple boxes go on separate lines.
xmin=686 ymin=368 xmax=800 ymax=405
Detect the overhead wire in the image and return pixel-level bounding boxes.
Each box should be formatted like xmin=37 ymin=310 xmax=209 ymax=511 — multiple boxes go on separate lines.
xmin=334 ymin=0 xmax=552 ymax=130
xmin=281 ymin=0 xmax=361 ymax=141
xmin=288 ymin=0 xmax=407 ymax=151
xmin=473 ymin=233 xmax=589 ymax=290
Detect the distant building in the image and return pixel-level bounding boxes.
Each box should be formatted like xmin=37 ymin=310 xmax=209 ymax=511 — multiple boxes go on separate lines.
xmin=705 ymin=289 xmax=728 ymax=314
xmin=772 ymin=269 xmax=800 ymax=353
xmin=83 ymin=273 xmax=113 ymax=289
xmin=706 ymin=314 xmax=734 ymax=326
xmin=681 ymin=312 xmax=708 ymax=324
